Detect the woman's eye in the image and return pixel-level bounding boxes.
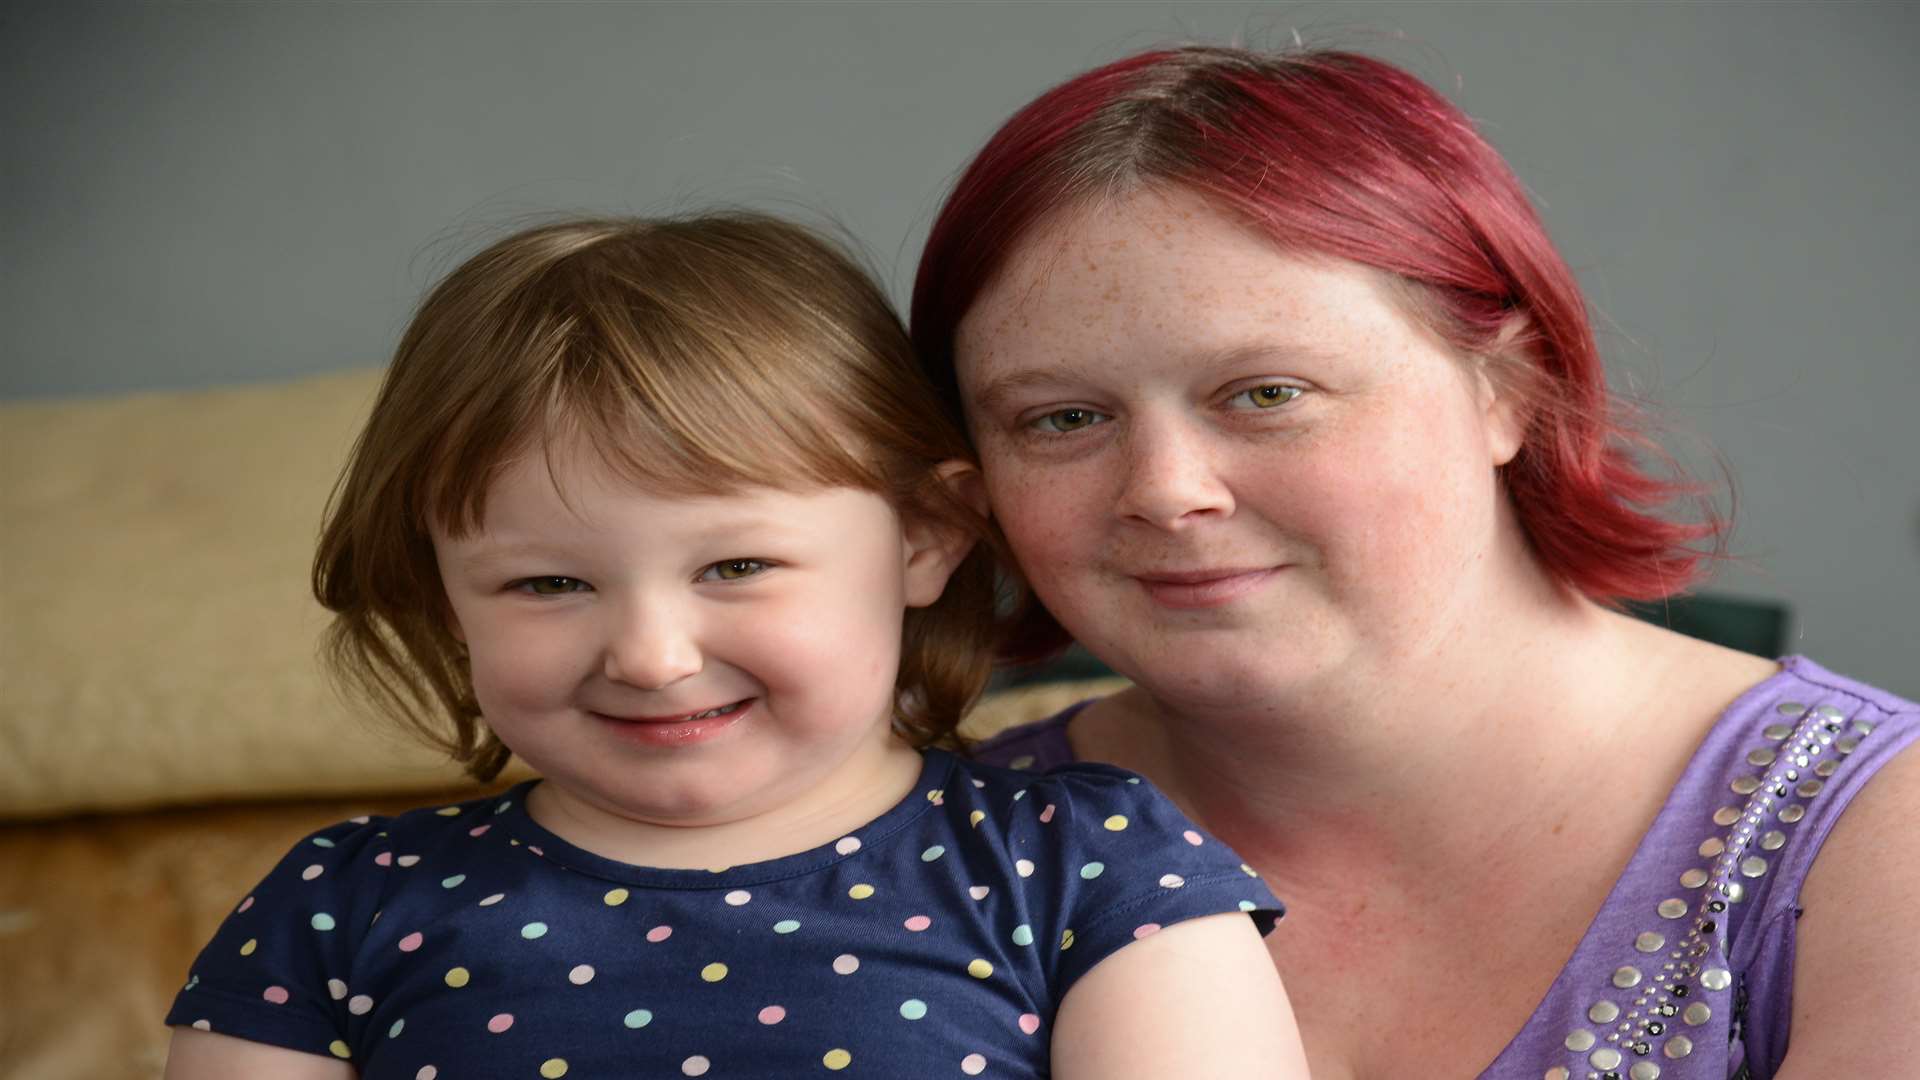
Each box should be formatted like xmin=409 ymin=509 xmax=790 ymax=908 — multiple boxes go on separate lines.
xmin=1234 ymin=384 xmax=1303 ymax=409
xmin=516 ymin=576 xmax=588 ymax=596
xmin=703 ymin=559 xmax=770 ymax=582
xmin=1030 ymin=407 xmax=1108 ymax=433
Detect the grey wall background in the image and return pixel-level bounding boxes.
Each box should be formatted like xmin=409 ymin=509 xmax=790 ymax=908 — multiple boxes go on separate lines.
xmin=5 ymin=1 xmax=1916 ymax=695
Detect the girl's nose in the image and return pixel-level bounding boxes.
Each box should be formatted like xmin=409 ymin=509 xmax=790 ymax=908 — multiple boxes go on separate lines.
xmin=602 ymin=602 xmax=703 ymax=689
xmin=1112 ymin=415 xmax=1234 ymax=531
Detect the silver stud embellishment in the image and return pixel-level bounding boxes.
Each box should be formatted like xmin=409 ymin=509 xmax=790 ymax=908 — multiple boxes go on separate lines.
xmin=1746 ymin=748 xmax=1776 ymax=767
xmin=1544 ymin=1068 xmax=1570 ymax=1080
xmin=1635 ymin=932 xmax=1665 ymax=953
xmin=1631 ymin=1063 xmax=1662 ymax=1080
xmin=1730 ymin=776 xmax=1761 ymax=795
xmin=1683 ymin=1002 xmax=1712 ymax=1025
xmin=1657 ymin=898 xmax=1687 ymax=919
xmin=1679 ymin=868 xmax=1709 ymax=889
xmin=1780 ymin=804 xmax=1805 ymax=823
xmin=1613 ymin=966 xmax=1643 ymax=988
xmin=1664 ymin=1035 xmax=1694 ymax=1058
xmin=1775 ymin=702 xmax=1807 ymax=717
xmin=1588 ymin=1000 xmax=1620 ymax=1023
xmin=1701 ymin=967 xmax=1731 ymax=991
xmin=1590 ymin=1047 xmax=1623 ymax=1070
xmin=1565 ymin=1029 xmax=1596 ymax=1051
xmin=1740 ymin=856 xmax=1768 ymax=878
xmin=1759 ymin=830 xmax=1786 ymax=851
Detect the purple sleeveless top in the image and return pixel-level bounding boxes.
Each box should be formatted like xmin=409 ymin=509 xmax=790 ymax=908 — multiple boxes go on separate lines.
xmin=970 ymin=657 xmax=1919 ymax=1080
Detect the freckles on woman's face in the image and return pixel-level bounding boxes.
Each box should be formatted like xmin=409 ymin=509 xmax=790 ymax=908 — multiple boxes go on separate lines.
xmin=949 ymin=187 xmax=1526 ymax=697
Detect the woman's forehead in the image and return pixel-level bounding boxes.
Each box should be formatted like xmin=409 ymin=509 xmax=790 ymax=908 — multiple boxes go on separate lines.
xmin=955 ymin=191 xmax=1410 ymax=379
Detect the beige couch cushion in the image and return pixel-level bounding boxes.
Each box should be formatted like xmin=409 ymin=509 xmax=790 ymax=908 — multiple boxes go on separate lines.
xmin=0 ymin=370 xmax=1120 ymax=819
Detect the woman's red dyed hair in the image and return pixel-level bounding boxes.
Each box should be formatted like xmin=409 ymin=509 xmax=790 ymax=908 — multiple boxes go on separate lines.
xmin=912 ymin=46 xmax=1721 ymax=656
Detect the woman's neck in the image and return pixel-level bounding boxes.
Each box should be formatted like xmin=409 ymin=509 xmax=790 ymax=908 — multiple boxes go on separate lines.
xmin=1072 ymin=585 xmax=1743 ymax=893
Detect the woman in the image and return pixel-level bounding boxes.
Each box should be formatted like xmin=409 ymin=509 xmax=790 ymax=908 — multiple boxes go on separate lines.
xmin=913 ymin=47 xmax=1918 ymax=1079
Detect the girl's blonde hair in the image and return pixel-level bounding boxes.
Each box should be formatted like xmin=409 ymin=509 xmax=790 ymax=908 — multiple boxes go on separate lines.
xmin=314 ymin=213 xmax=999 ymax=780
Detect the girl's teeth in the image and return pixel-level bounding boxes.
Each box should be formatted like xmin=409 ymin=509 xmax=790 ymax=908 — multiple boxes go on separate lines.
xmin=686 ymin=703 xmax=731 ymax=721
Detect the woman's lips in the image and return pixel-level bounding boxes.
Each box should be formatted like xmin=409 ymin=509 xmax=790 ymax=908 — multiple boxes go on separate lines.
xmin=593 ymin=698 xmax=753 ymax=747
xmin=1133 ymin=567 xmax=1282 ymax=609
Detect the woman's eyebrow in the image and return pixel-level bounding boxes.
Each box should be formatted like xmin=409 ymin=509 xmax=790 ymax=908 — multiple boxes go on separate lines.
xmin=970 ymin=367 xmax=1089 ymax=414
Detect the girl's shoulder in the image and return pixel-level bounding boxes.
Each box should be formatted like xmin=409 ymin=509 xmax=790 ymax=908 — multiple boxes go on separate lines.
xmin=966 ymin=698 xmax=1094 ymax=772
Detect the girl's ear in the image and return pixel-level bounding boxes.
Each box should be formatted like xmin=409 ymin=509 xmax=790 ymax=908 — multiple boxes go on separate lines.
xmin=901 ymin=461 xmax=988 ymax=609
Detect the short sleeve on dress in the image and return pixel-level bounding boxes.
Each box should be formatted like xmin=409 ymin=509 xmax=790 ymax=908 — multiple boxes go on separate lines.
xmin=164 ymin=813 xmax=396 ymax=1059
xmin=992 ymin=763 xmax=1283 ymax=999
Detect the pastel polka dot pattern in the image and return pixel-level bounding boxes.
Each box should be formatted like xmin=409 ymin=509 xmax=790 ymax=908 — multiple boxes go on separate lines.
xmin=164 ymin=751 xmax=1283 ymax=1077
xmin=329 ymin=1040 xmax=351 ymax=1059
xmin=191 ymin=1019 xmax=211 ymax=1031
xmin=1133 ymin=923 xmax=1162 ymax=940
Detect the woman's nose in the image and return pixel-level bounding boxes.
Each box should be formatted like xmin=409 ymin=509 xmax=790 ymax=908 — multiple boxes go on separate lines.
xmin=1112 ymin=416 xmax=1234 ymax=530
xmin=602 ymin=602 xmax=703 ymax=689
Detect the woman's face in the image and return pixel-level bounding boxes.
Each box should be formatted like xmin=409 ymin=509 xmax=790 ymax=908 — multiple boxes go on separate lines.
xmin=954 ymin=187 xmax=1527 ymax=706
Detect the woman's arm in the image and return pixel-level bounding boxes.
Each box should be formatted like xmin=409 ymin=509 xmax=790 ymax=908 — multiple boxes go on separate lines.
xmin=1772 ymin=742 xmax=1920 ymax=1079
xmin=1051 ymin=911 xmax=1309 ymax=1079
xmin=163 ymin=1027 xmax=357 ymax=1080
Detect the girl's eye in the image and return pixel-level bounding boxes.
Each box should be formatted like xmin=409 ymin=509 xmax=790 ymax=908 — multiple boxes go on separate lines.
xmin=516 ymin=576 xmax=589 ymax=596
xmin=1030 ymin=407 xmax=1109 ymax=434
xmin=1234 ymin=384 xmax=1303 ymax=409
xmin=703 ymin=559 xmax=770 ymax=582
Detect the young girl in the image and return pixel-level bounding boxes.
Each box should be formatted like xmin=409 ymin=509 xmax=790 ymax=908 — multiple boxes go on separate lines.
xmin=162 ymin=213 xmax=1308 ymax=1079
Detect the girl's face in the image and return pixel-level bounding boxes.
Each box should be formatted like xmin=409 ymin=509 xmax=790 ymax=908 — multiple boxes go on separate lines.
xmin=954 ymin=187 xmax=1527 ymax=708
xmin=431 ymin=438 xmax=965 ymax=833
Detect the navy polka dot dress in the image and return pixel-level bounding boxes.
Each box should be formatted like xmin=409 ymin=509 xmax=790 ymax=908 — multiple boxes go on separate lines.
xmin=167 ymin=749 xmax=1282 ymax=1077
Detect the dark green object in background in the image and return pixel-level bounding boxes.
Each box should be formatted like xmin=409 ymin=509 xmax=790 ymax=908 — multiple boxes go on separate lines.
xmin=1623 ymin=592 xmax=1790 ymax=659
